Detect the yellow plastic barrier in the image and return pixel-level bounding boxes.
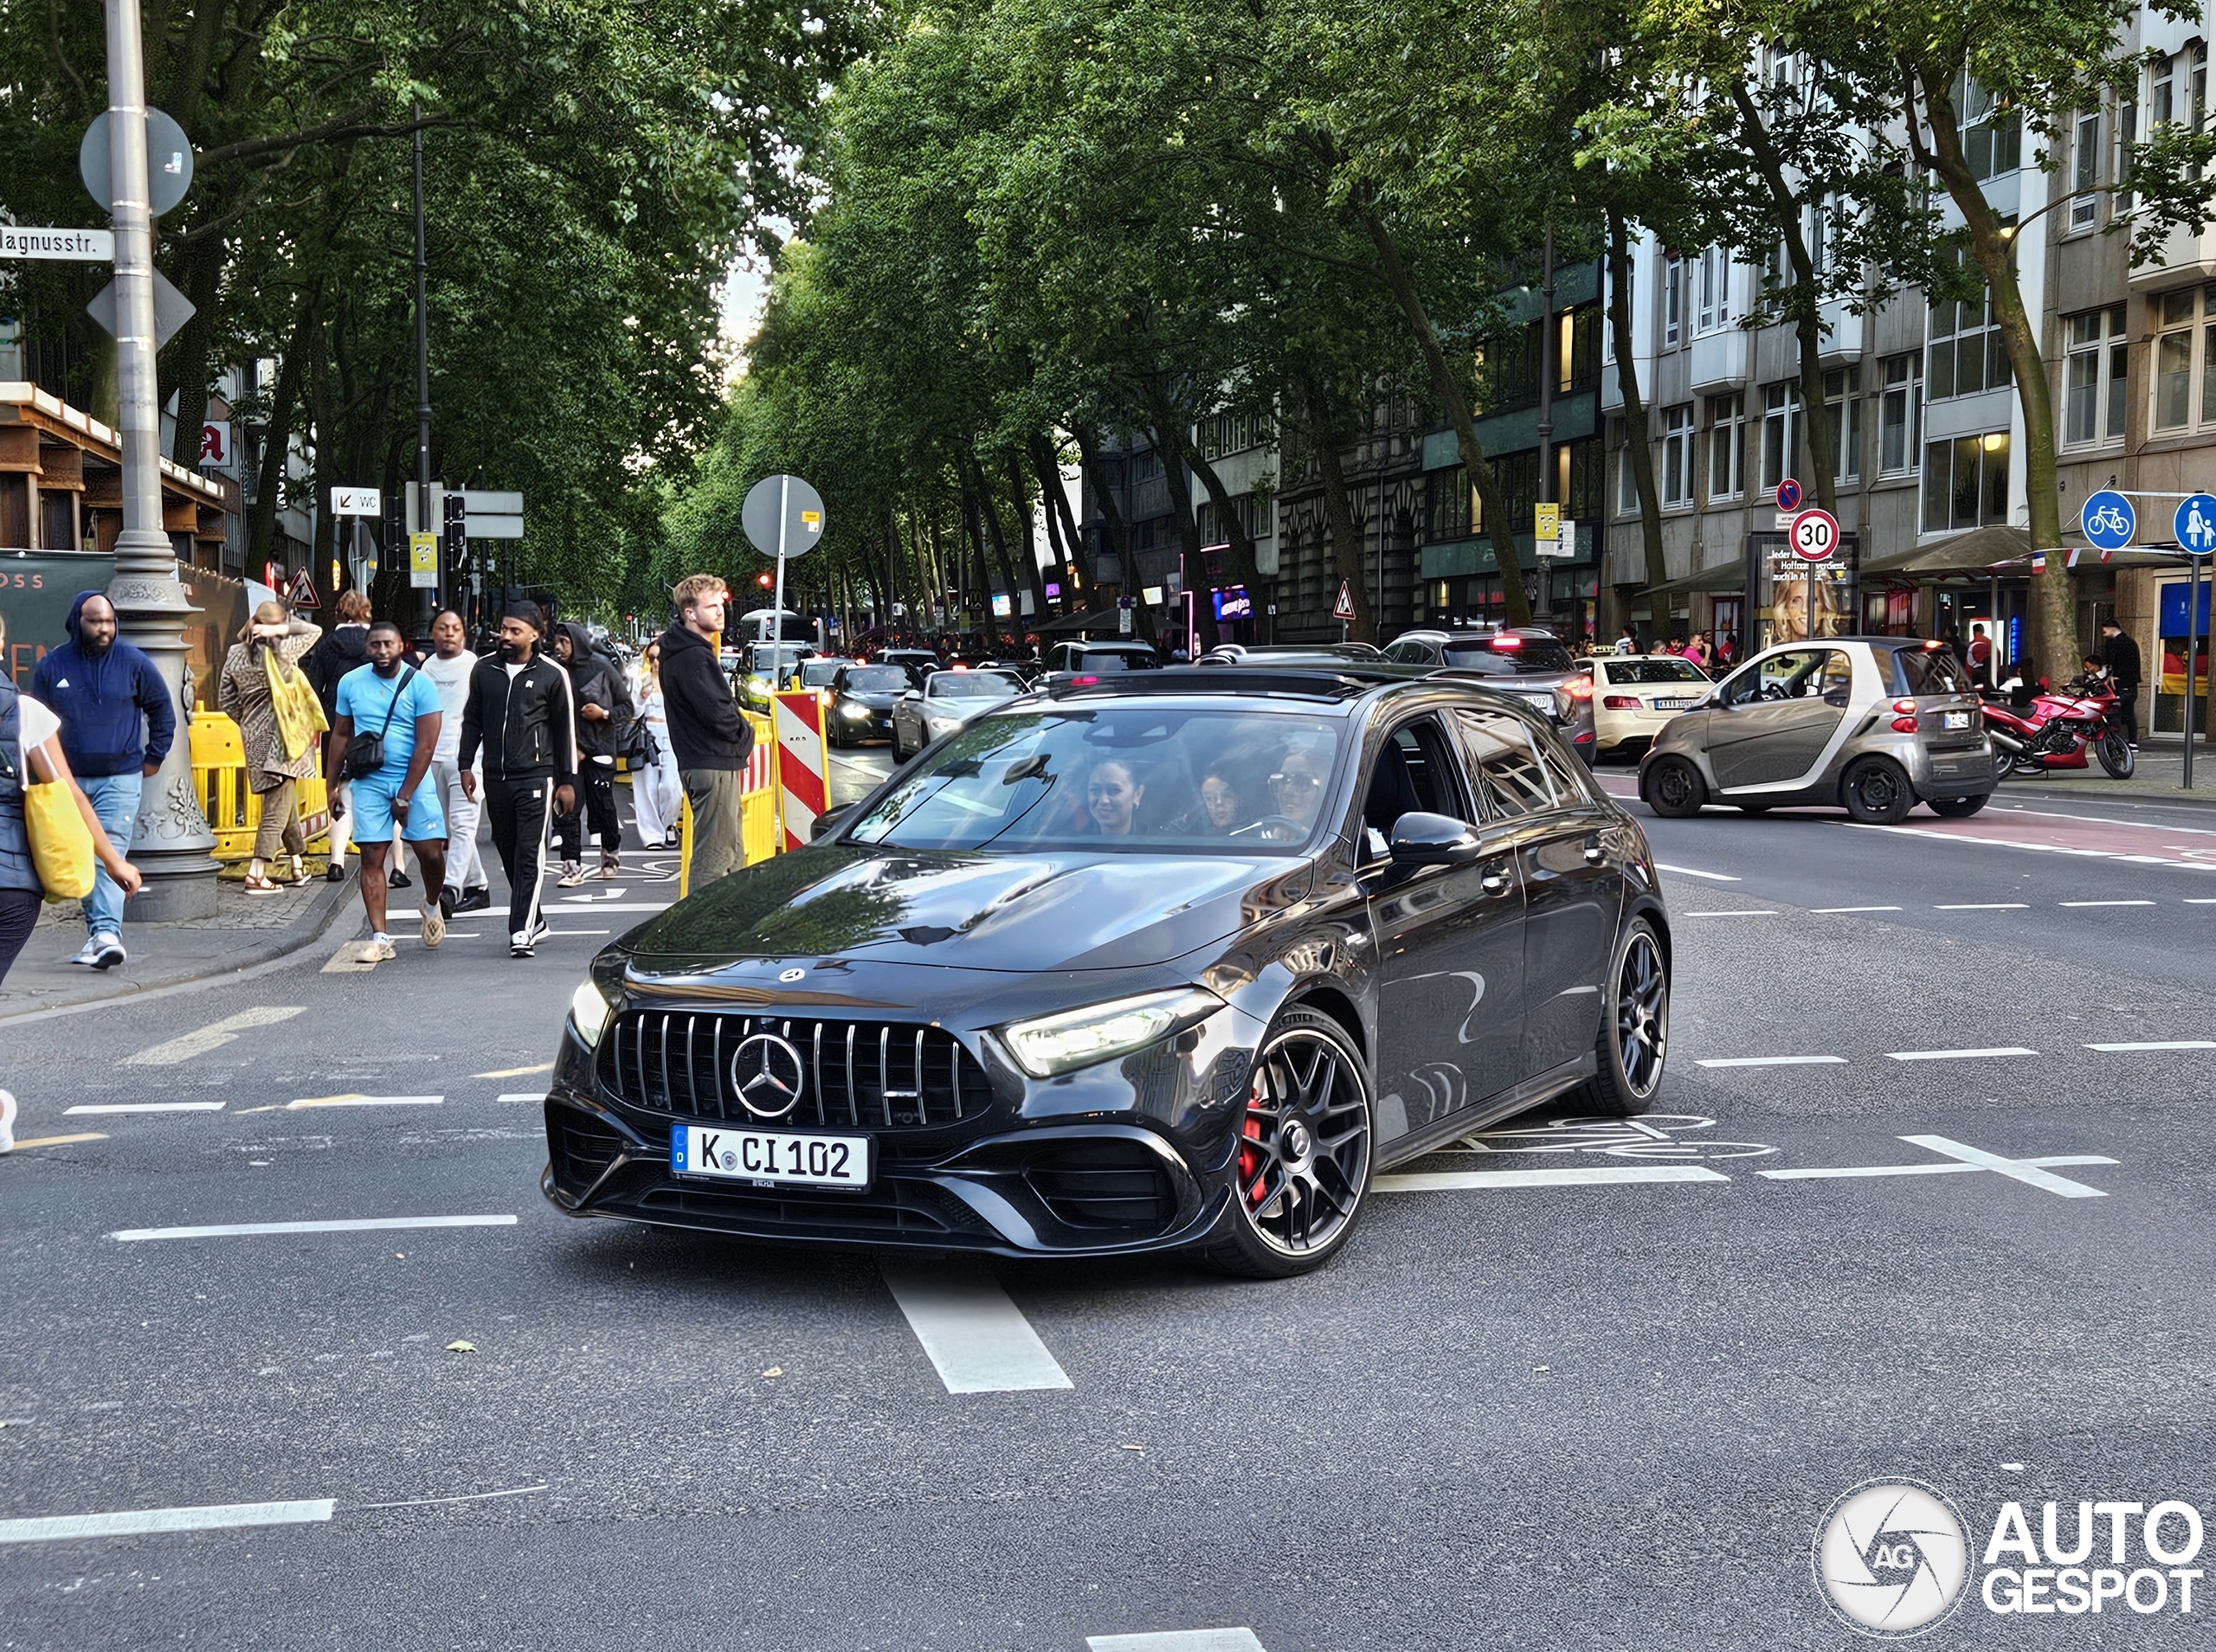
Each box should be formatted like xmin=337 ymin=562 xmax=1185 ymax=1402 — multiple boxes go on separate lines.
xmin=678 ymin=710 xmax=782 ymax=898
xmin=189 ymin=710 xmax=331 ymax=864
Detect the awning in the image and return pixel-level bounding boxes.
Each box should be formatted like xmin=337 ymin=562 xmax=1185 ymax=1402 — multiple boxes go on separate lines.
xmin=1857 ymin=526 xmax=2030 ymax=580
xmin=1645 ymin=561 xmax=1748 ymax=596
xmin=1028 ymin=605 xmax=1123 ymax=636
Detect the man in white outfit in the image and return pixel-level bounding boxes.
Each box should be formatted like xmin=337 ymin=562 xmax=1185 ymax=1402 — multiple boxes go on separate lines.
xmin=422 ymin=610 xmax=490 ymax=916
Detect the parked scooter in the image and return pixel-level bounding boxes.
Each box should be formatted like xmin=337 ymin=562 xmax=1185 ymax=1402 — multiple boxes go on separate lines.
xmin=1979 ymin=673 xmax=2135 ymax=779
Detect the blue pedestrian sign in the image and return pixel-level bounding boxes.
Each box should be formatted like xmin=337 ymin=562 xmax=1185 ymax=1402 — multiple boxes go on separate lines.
xmin=2175 ymin=493 xmax=2216 ymax=555
xmin=2081 ymin=490 xmax=2135 ymax=550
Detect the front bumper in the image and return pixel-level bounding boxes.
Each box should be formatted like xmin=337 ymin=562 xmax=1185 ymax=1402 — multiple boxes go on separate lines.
xmin=541 ymin=1000 xmax=1265 ymax=1258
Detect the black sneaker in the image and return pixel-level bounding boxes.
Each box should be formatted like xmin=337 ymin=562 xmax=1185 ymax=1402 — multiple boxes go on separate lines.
xmin=526 ymin=916 xmax=551 ymax=947
xmin=438 ymin=885 xmax=458 ymax=921
xmin=510 ymin=929 xmax=535 ymax=958
xmin=453 ymin=886 xmax=492 ymax=915
xmin=325 ymin=861 xmax=348 ymax=883
xmin=389 ymin=866 xmax=413 ymax=890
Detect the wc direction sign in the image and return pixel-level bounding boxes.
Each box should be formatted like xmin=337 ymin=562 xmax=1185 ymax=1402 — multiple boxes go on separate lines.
xmin=1788 ymin=507 xmax=1839 ymax=562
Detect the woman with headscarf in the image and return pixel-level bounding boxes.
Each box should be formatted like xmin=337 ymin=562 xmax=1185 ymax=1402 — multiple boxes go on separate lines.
xmin=217 ymin=601 xmax=323 ymax=892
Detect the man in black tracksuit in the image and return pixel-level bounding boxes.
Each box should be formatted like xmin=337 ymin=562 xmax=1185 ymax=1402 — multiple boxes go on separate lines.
xmin=2101 ymin=619 xmax=2142 ymax=749
xmin=458 ymin=602 xmax=577 ymax=958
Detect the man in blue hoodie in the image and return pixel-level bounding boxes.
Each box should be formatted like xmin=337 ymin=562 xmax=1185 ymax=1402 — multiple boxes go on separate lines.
xmin=29 ymin=591 xmax=177 ymax=969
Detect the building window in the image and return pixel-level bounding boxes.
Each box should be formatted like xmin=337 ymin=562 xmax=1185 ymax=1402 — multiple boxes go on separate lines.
xmin=1928 ymin=260 xmax=2011 ymax=401
xmin=1614 ymin=420 xmax=1639 ymax=515
xmin=1661 ymin=404 xmax=1694 ymax=507
xmin=1706 ymin=392 xmax=1745 ymax=501
xmin=1879 ymin=356 xmax=1922 ymax=474
xmin=1663 ymin=255 xmax=1684 ymax=350
xmin=2064 ymin=305 xmax=2129 ymax=445
xmin=1957 ymin=73 xmax=2023 ymax=181
xmin=1922 ymin=432 xmax=2011 ymax=532
xmin=1694 ymin=247 xmax=1730 ymax=335
xmin=1427 ymin=466 xmax=1474 ymax=541
xmin=1824 ymin=366 xmax=1862 ymax=481
xmin=2070 ymin=111 xmax=2102 ymax=232
xmin=2116 ymin=95 xmax=2138 ymax=213
xmin=2146 ymin=285 xmax=2216 ymax=434
xmin=1760 ymin=382 xmax=1802 ymax=492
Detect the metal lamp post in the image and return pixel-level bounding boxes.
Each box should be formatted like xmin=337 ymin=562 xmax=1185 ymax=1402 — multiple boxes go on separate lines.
xmin=100 ymin=0 xmax=217 ymax=918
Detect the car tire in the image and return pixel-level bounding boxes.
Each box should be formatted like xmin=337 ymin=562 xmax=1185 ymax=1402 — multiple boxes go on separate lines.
xmin=1568 ymin=918 xmax=1669 ymax=1119
xmin=1199 ymin=1006 xmax=1374 ymax=1279
xmin=1841 ymin=757 xmax=1913 ymax=825
xmin=1928 ymin=793 xmax=1989 ymax=818
xmin=1642 ymin=756 xmax=1707 ymax=819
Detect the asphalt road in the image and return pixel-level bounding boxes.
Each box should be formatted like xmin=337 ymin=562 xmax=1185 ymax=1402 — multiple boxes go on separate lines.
xmin=3 ymin=743 xmax=2212 ymax=1650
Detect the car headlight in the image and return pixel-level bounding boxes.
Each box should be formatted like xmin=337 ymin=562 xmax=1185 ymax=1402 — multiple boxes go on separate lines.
xmin=569 ymin=976 xmax=615 ymax=1048
xmin=1001 ymin=987 xmax=1223 ymax=1078
xmin=925 ymin=713 xmax=961 ymax=732
xmin=841 ymin=701 xmax=872 ymax=718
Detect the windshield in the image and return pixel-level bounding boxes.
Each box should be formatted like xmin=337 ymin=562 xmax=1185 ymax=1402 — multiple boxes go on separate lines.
xmin=1440 ymin=639 xmax=1575 ymax=673
xmin=800 ymin=661 xmax=842 ymax=687
xmin=750 ymin=645 xmax=808 ymax=670
xmin=841 ymin=665 xmax=910 ymax=692
xmin=1889 ymin=646 xmax=1972 ymax=696
xmin=848 ymin=707 xmax=1344 ymax=853
xmin=930 ymin=672 xmax=1019 ymax=701
xmin=1069 ymin=650 xmax=1156 ymax=672
xmin=1602 ymin=659 xmax=1708 ymax=685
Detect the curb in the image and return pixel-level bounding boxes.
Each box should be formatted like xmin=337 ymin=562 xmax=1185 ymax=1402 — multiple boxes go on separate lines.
xmin=0 ymin=872 xmax=360 ymax=1025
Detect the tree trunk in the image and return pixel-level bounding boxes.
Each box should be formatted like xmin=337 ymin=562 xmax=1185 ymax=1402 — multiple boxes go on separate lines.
xmin=1912 ymin=67 xmax=2075 ymax=683
xmin=1307 ymin=403 xmax=1377 ymax=643
xmin=1150 ymin=427 xmax=1218 ymax=652
xmin=1606 ymin=208 xmax=1672 ymax=634
xmin=1033 ymin=434 xmax=1089 ymax=588
xmin=247 ymin=299 xmax=314 ymax=574
xmin=1182 ymin=446 xmax=1264 ymax=594
xmin=1355 ymin=205 xmax=1532 ymax=626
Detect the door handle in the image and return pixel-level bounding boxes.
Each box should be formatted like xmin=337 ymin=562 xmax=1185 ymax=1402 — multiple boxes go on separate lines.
xmin=1582 ymin=837 xmax=1605 ymax=865
xmin=1480 ymin=865 xmax=1511 ymax=893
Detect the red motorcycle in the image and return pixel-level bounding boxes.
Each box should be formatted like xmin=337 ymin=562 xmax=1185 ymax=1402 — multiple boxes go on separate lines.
xmin=1979 ymin=675 xmax=2135 ymax=779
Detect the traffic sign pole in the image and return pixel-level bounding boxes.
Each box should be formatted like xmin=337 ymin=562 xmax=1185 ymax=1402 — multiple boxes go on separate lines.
xmin=769 ymin=473 xmax=789 ymax=646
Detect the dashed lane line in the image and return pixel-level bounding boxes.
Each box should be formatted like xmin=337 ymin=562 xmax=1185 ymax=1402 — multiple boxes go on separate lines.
xmin=1377 ymin=1165 xmax=1730 ymax=1192
xmin=496 ymin=1092 xmax=544 ymax=1102
xmin=1810 ymin=905 xmax=1903 ymax=913
xmin=1694 ymin=1056 xmax=1848 ymax=1069
xmin=1935 ymin=903 xmax=2030 ymax=910
xmin=8 ymin=1134 xmax=106 ymax=1150
xmin=1655 ymin=863 xmax=1741 ymax=882
xmin=476 ymin=1064 xmax=552 ymax=1079
xmin=1089 ymin=1633 xmax=1268 ymax=1652
xmin=0 ymin=1499 xmax=335 ymax=1546
xmin=1885 ymin=1046 xmax=2038 ymax=1062
xmin=65 ymin=1102 xmax=223 ymax=1115
xmin=2084 ymin=1040 xmax=2216 ymax=1051
xmin=122 ymin=1006 xmax=305 ymax=1067
xmin=110 ymin=1214 xmax=517 ymax=1242
xmin=879 ymin=1263 xmax=1073 ymax=1395
xmin=2058 ymin=899 xmax=2157 ymax=908
xmin=1682 ymin=910 xmax=1778 ymax=918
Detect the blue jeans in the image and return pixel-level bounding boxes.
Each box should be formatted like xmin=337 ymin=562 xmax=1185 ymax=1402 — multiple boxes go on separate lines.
xmin=79 ymin=772 xmax=143 ymax=937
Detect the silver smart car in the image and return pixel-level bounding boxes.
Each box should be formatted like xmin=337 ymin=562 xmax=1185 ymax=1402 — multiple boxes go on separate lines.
xmin=1638 ymin=637 xmax=1997 ymax=824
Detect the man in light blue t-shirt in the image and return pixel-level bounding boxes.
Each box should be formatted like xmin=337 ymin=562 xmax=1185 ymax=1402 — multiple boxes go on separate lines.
xmin=332 ymin=621 xmax=448 ymax=963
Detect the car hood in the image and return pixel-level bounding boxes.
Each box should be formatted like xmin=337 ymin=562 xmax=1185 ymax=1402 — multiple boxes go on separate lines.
xmin=622 ymin=844 xmax=1313 ymax=974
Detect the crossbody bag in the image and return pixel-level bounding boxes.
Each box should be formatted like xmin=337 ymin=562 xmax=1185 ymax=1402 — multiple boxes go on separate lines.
xmin=343 ymin=665 xmax=418 ymax=781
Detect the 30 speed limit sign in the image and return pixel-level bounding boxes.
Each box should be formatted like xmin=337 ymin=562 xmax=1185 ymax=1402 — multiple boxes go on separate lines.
xmin=1788 ymin=506 xmax=1840 ymax=562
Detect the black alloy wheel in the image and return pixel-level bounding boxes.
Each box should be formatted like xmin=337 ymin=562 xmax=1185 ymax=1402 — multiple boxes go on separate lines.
xmin=1841 ymin=756 xmax=1913 ymax=825
xmin=1203 ymin=1007 xmax=1373 ymax=1278
xmin=1574 ymin=918 xmax=1669 ymax=1117
xmin=1643 ymin=755 xmax=1707 ymax=819
xmin=1929 ymin=794 xmax=1989 ymax=818
xmin=2096 ymin=725 xmax=2135 ymax=779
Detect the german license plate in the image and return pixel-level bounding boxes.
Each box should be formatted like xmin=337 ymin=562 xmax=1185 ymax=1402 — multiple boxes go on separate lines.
xmin=1943 ymin=710 xmax=1970 ymax=730
xmin=672 ymin=1124 xmax=871 ymax=1189
xmin=1652 ymin=697 xmax=1697 ymax=710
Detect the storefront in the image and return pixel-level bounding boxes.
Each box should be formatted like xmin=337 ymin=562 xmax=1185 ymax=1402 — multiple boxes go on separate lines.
xmin=1420 ymin=531 xmax=1600 ymax=640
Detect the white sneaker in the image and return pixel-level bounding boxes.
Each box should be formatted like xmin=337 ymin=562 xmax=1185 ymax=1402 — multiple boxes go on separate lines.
xmin=360 ymin=934 xmax=397 ymax=963
xmin=89 ymin=934 xmax=126 ymax=971
xmin=557 ymin=861 xmax=587 ymax=888
xmin=0 ymin=1089 xmax=16 ymax=1153
xmin=420 ymin=903 xmax=446 ymax=949
xmin=68 ymin=936 xmax=99 ymax=967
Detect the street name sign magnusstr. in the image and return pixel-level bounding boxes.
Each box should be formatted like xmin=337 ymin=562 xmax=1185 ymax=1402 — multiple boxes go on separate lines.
xmin=0 ymin=226 xmax=113 ymax=261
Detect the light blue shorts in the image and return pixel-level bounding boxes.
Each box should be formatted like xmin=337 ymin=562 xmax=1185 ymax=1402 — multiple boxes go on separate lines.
xmin=351 ymin=771 xmax=446 ymax=844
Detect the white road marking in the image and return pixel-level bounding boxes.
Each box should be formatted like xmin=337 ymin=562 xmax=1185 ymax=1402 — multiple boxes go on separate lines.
xmin=65 ymin=1101 xmax=225 ymax=1115
xmin=1682 ymin=910 xmax=1777 ymax=917
xmin=476 ymin=1064 xmax=552 ymax=1079
xmin=1884 ymin=1046 xmax=2037 ymax=1062
xmin=542 ymin=903 xmax=670 ymax=914
xmin=0 ymin=1498 xmax=334 ymax=1545
xmin=122 ymin=1006 xmax=305 ymax=1067
xmin=287 ymin=1095 xmax=442 ymax=1110
xmin=1761 ymin=1135 xmax=2115 ymax=1199
xmin=496 ymin=1091 xmax=544 ymax=1102
xmin=1376 ymin=1165 xmax=1730 ymax=1192
xmin=1841 ymin=818 xmax=2216 ymax=870
xmin=541 ymin=929 xmax=611 ymax=937
xmin=879 ymin=1263 xmax=1073 ymax=1394
xmin=1935 ymin=903 xmax=2029 ymax=910
xmin=1089 ymin=1633 xmax=1268 ymax=1652
xmin=111 ymin=1215 xmax=516 ymax=1242
xmin=1811 ymin=905 xmax=1903 ymax=913
xmin=2187 ymin=898 xmax=2216 ymax=904
xmin=1694 ymin=1056 xmax=1848 ymax=1069
xmin=1655 ymin=863 xmax=1740 ymax=882
xmin=2084 ymin=1040 xmax=2216 ymax=1051
xmin=2058 ymin=899 xmax=2156 ymax=907
xmin=351 ymin=1482 xmax=547 ymax=1512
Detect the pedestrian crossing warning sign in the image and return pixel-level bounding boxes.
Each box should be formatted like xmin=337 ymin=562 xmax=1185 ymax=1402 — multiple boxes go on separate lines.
xmin=1332 ymin=580 xmax=1356 ymax=620
xmin=287 ymin=569 xmax=319 ymax=610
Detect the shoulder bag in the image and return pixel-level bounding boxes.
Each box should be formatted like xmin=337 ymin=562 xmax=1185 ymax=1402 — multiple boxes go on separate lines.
xmin=343 ymin=665 xmax=418 ymax=781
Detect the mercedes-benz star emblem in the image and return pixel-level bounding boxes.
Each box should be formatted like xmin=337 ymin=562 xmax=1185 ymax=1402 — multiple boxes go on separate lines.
xmin=731 ymin=1032 xmax=807 ymax=1119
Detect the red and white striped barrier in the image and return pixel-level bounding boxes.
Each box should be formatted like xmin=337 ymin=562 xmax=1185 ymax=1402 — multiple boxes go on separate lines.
xmin=772 ymin=690 xmax=829 ymax=851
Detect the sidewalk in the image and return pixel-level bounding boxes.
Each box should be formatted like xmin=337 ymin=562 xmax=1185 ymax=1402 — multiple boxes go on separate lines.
xmin=2004 ymin=737 xmax=2216 ymax=808
xmin=0 ymin=870 xmax=356 ymax=1021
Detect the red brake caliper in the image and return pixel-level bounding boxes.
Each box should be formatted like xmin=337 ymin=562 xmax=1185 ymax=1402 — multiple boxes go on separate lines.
xmin=1238 ymin=1090 xmax=1267 ymax=1206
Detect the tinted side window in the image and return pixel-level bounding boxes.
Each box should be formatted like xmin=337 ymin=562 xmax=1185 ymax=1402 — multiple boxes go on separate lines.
xmin=1359 ymin=716 xmax=1474 ymax=853
xmin=1890 ymin=646 xmax=1970 ymax=696
xmin=1450 ymin=710 xmax=1556 ymax=818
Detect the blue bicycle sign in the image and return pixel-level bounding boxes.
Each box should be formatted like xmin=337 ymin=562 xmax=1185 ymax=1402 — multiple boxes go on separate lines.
xmin=2081 ymin=489 xmax=2135 ymax=550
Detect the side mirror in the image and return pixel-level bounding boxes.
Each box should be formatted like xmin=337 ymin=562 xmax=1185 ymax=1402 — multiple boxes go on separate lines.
xmin=1388 ymin=811 xmax=1484 ymax=868
xmin=811 ymin=801 xmax=859 ymax=842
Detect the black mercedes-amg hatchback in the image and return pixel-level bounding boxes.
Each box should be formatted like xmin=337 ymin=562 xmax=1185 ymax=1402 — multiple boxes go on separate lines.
xmin=543 ymin=668 xmax=1671 ymax=1276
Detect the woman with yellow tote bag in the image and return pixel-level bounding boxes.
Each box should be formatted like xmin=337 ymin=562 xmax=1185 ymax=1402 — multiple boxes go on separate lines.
xmin=0 ymin=612 xmax=143 ymax=1154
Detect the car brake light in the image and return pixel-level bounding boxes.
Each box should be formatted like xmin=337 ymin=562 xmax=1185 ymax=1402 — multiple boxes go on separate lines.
xmin=1891 ymin=716 xmax=1918 ymax=732
xmin=1072 ymin=674 xmax=1098 ymax=685
xmin=1563 ymin=677 xmax=1594 ymax=699
xmin=1603 ymin=695 xmax=1641 ymax=710
xmin=1490 ymin=634 xmax=1523 ymax=650
xmin=1892 ymin=698 xmax=1916 ymax=715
